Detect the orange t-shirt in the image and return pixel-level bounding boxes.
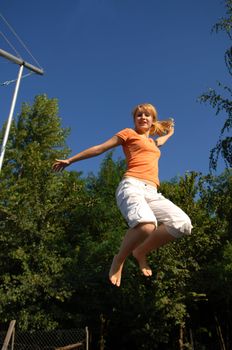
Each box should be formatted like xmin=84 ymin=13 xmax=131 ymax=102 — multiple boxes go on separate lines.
xmin=116 ymin=128 xmax=161 ymax=186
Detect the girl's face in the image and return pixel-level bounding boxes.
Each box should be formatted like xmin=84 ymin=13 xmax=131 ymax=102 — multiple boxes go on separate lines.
xmin=134 ymin=108 xmax=154 ymax=134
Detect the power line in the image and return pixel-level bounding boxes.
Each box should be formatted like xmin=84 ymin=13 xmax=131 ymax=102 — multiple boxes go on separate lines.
xmin=0 ymin=13 xmax=44 ymax=173
xmin=0 ymin=12 xmax=43 ymax=70
xmin=0 ymin=30 xmax=21 ymax=58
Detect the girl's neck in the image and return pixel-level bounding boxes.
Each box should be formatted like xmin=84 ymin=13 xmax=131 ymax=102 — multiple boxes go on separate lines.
xmin=134 ymin=128 xmax=150 ymax=138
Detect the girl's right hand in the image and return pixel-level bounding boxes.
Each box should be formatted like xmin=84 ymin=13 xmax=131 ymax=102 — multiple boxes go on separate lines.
xmin=52 ymin=159 xmax=70 ymax=172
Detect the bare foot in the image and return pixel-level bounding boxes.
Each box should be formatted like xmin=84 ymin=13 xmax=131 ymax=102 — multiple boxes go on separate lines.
xmin=109 ymin=255 xmax=124 ymax=287
xmin=133 ymin=250 xmax=152 ymax=277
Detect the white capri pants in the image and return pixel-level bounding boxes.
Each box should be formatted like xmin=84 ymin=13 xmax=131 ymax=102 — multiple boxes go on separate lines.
xmin=116 ymin=177 xmax=192 ymax=238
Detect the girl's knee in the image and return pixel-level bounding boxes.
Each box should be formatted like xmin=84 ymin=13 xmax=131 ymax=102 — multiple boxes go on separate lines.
xmin=180 ymin=215 xmax=192 ymax=235
xmin=166 ymin=214 xmax=192 ymax=238
xmin=135 ymin=222 xmax=156 ymax=234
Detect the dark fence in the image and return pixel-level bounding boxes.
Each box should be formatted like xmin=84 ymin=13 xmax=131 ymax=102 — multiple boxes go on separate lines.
xmin=0 ymin=327 xmax=89 ymax=350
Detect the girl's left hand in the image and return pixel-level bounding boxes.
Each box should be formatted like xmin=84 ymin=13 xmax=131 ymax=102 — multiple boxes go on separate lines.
xmin=166 ymin=118 xmax=174 ymax=135
xmin=52 ymin=159 xmax=70 ymax=172
xmin=167 ymin=124 xmax=174 ymax=135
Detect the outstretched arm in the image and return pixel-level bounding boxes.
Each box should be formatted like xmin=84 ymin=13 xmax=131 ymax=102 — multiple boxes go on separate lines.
xmin=155 ymin=124 xmax=174 ymax=147
xmin=53 ymin=135 xmax=122 ymax=172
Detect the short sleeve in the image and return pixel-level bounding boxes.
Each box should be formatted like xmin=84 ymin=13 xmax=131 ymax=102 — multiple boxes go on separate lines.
xmin=115 ymin=128 xmax=131 ymax=142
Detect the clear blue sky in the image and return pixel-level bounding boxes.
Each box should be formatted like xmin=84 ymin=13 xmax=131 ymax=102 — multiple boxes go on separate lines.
xmin=0 ymin=0 xmax=229 ymax=182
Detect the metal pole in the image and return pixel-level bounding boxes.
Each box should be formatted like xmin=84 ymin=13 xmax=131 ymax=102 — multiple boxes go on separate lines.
xmin=85 ymin=327 xmax=89 ymax=350
xmin=1 ymin=320 xmax=16 ymax=350
xmin=0 ymin=64 xmax=24 ymax=172
xmin=10 ymin=327 xmax=15 ymax=350
xmin=0 ymin=48 xmax=44 ymax=75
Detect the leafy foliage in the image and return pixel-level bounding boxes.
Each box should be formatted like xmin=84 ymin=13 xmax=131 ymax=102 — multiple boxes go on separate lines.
xmin=199 ymin=0 xmax=232 ymax=171
xmin=0 ymin=95 xmax=84 ymax=330
xmin=0 ymin=94 xmax=232 ymax=349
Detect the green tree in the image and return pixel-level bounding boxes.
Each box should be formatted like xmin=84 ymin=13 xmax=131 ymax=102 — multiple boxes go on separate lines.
xmin=0 ymin=94 xmax=87 ymax=330
xmin=1 ymin=95 xmax=232 ymax=349
xmin=199 ymin=0 xmax=232 ymax=171
xmin=191 ymin=170 xmax=232 ymax=349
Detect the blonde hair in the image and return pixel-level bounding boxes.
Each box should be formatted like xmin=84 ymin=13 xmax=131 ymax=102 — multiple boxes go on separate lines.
xmin=132 ymin=103 xmax=174 ymax=136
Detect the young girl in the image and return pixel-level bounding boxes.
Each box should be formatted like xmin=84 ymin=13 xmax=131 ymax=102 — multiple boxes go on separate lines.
xmin=53 ymin=103 xmax=192 ymax=287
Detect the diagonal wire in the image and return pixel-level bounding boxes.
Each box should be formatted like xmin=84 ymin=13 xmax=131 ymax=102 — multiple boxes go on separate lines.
xmin=0 ymin=12 xmax=43 ymax=69
xmin=1 ymin=72 xmax=34 ymax=86
xmin=0 ymin=30 xmax=22 ymax=58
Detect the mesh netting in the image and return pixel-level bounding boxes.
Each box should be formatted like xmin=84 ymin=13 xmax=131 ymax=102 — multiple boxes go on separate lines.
xmin=0 ymin=328 xmax=87 ymax=350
